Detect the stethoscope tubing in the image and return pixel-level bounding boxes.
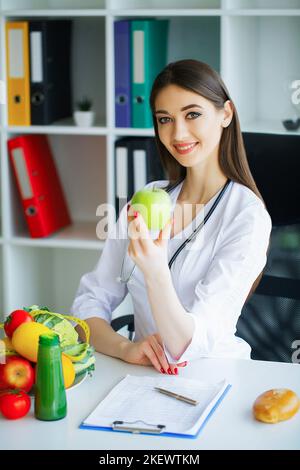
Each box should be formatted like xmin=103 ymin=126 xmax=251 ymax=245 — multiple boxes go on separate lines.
xmin=168 ymin=179 xmax=231 ymax=269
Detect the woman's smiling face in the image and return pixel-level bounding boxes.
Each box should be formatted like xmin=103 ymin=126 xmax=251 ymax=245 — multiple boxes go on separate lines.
xmin=154 ymin=84 xmax=231 ymax=168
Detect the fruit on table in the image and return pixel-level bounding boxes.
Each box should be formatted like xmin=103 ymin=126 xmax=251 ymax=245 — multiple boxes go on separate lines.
xmin=33 ymin=354 xmax=76 ymax=389
xmin=4 ymin=309 xmax=33 ymax=338
xmin=0 ymin=389 xmax=31 ymax=420
xmin=130 ymin=187 xmax=172 ymax=230
xmin=2 ymin=304 xmax=96 ymax=383
xmin=61 ymin=354 xmax=75 ymax=389
xmin=0 ymin=336 xmax=17 ymax=357
xmin=2 ymin=336 xmax=14 ymax=350
xmin=0 ymin=355 xmax=34 ymax=393
xmin=12 ymin=322 xmax=52 ymax=362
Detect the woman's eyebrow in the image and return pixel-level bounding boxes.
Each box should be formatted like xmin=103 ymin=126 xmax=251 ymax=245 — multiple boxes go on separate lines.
xmin=154 ymin=104 xmax=204 ymax=115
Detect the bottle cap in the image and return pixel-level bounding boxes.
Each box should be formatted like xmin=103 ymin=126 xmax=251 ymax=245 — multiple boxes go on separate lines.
xmin=39 ymin=333 xmax=60 ymax=346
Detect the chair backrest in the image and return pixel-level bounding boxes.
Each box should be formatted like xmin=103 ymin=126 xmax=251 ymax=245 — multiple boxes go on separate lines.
xmin=237 ymin=132 xmax=300 ymax=362
xmin=242 ymin=132 xmax=300 ymax=227
xmin=111 ymin=314 xmax=134 ymax=341
xmin=237 ymin=265 xmax=300 ymax=362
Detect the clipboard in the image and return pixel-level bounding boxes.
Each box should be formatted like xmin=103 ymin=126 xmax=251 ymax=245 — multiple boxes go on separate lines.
xmin=79 ymin=375 xmax=231 ymax=439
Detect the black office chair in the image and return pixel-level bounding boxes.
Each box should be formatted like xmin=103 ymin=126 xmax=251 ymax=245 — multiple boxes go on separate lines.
xmin=236 ymin=132 xmax=300 ymax=362
xmin=111 ymin=314 xmax=134 ymax=341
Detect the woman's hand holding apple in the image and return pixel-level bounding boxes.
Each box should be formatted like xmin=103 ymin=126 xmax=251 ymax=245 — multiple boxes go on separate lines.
xmin=125 ymin=188 xmax=188 ymax=375
xmin=127 ymin=209 xmax=172 ymax=280
xmin=127 ymin=188 xmax=173 ymax=280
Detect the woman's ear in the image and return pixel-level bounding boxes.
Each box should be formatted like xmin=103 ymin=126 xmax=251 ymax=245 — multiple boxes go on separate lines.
xmin=222 ymin=100 xmax=234 ymax=128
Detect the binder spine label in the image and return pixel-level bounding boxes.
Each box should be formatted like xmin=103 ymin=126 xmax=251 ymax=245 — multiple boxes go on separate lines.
xmin=8 ymin=29 xmax=24 ymax=78
xmin=133 ymin=31 xmax=144 ymax=84
xmin=11 ymin=147 xmax=33 ymax=199
xmin=133 ymin=149 xmax=147 ymax=193
xmin=116 ymin=147 xmax=128 ymax=198
xmin=30 ymin=32 xmax=43 ymax=82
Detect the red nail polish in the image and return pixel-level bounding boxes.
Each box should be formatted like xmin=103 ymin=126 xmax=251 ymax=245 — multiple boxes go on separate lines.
xmin=167 ymin=368 xmax=172 ymax=375
xmin=174 ymin=368 xmax=178 ymax=375
xmin=160 ymin=368 xmax=165 ymax=374
xmin=134 ymin=211 xmax=138 ymax=218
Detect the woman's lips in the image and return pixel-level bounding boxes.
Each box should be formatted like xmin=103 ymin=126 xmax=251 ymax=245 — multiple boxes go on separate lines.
xmin=174 ymin=142 xmax=198 ymax=155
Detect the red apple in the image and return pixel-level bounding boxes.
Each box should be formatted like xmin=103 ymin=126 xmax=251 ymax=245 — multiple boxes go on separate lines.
xmin=0 ymin=356 xmax=35 ymax=393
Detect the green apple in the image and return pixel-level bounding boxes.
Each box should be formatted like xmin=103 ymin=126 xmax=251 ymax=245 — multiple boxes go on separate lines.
xmin=130 ymin=187 xmax=172 ymax=230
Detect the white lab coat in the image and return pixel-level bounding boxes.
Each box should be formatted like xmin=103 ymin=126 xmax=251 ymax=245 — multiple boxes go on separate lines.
xmin=70 ymin=179 xmax=272 ymax=362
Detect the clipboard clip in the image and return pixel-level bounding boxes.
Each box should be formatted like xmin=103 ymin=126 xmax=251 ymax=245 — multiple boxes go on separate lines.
xmin=112 ymin=420 xmax=166 ymax=434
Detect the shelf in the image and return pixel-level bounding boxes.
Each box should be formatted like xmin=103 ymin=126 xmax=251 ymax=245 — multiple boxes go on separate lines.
xmin=113 ymin=9 xmax=223 ymax=17
xmin=224 ymin=9 xmax=300 ymax=16
xmin=8 ymin=134 xmax=108 ymax=241
xmin=242 ymin=120 xmax=300 ymax=136
xmin=224 ymin=0 xmax=300 ymax=10
xmin=108 ymin=0 xmax=221 ymax=9
xmin=2 ymin=9 xmax=107 ymax=17
xmin=114 ymin=128 xmax=155 ymax=137
xmin=222 ymin=15 xmax=300 ymax=128
xmin=1 ymin=0 xmax=106 ymax=13
xmin=11 ymin=222 xmax=105 ymax=250
xmin=3 ymin=17 xmax=106 ymax=130
xmin=7 ymin=7 xmax=299 ymax=17
xmin=4 ymin=245 xmax=102 ymax=314
xmin=6 ymin=119 xmax=108 ymax=136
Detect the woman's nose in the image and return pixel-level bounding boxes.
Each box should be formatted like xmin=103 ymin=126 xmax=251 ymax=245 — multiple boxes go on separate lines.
xmin=172 ymin=119 xmax=190 ymax=142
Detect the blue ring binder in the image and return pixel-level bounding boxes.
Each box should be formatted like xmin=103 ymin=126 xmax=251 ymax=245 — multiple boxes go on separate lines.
xmin=79 ymin=376 xmax=232 ymax=439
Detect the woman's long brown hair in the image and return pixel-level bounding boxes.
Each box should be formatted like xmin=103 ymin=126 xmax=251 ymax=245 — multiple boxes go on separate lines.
xmin=149 ymin=59 xmax=270 ymax=300
xmin=150 ymin=59 xmax=265 ymax=206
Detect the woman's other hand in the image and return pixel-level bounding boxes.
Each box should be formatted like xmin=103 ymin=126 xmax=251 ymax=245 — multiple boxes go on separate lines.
xmin=120 ymin=333 xmax=187 ymax=375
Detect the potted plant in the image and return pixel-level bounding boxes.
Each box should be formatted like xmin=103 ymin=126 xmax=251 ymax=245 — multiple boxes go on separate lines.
xmin=73 ymin=97 xmax=95 ymax=127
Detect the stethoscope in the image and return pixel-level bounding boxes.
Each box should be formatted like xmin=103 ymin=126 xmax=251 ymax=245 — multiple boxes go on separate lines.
xmin=117 ymin=178 xmax=232 ymax=284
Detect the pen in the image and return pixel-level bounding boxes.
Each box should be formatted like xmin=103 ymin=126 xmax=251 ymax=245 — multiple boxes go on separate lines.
xmin=154 ymin=387 xmax=198 ymax=406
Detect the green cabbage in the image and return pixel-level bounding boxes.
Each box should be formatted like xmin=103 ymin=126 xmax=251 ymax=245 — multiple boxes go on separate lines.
xmin=25 ymin=305 xmax=78 ymax=348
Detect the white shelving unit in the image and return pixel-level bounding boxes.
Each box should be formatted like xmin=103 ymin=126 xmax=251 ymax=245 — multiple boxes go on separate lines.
xmin=0 ymin=0 xmax=300 ymax=320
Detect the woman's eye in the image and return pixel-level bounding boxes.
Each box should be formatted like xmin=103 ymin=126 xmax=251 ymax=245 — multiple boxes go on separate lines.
xmin=186 ymin=112 xmax=201 ymax=119
xmin=157 ymin=112 xmax=201 ymax=125
xmin=158 ymin=116 xmax=171 ymax=125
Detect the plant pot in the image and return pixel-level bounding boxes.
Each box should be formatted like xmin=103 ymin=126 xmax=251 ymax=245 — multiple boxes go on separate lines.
xmin=73 ymin=110 xmax=95 ymax=127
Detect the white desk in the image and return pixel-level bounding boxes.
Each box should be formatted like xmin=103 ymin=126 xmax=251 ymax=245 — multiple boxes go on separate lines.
xmin=0 ymin=353 xmax=299 ymax=450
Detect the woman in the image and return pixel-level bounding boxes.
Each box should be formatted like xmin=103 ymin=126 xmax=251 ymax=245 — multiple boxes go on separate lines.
xmin=71 ymin=59 xmax=272 ymax=375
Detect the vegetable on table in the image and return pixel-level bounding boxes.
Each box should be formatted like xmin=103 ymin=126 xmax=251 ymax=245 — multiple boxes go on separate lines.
xmin=4 ymin=309 xmax=33 ymax=338
xmin=0 ymin=389 xmax=31 ymax=420
xmin=0 ymin=304 xmax=95 ymax=385
xmin=30 ymin=310 xmax=79 ymax=348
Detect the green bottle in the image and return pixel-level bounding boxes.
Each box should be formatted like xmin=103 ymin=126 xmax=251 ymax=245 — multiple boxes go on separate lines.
xmin=34 ymin=333 xmax=67 ymax=421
